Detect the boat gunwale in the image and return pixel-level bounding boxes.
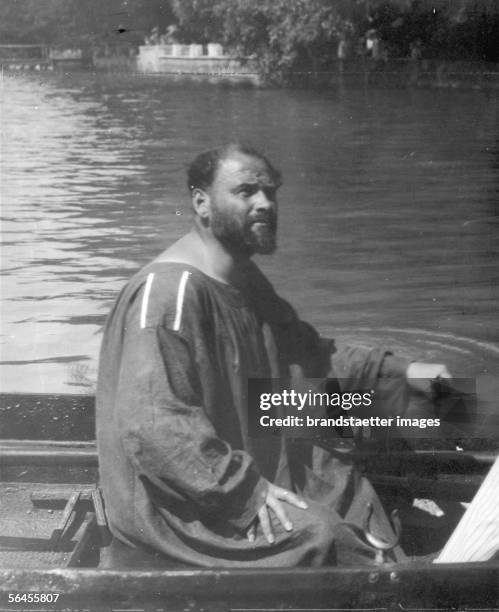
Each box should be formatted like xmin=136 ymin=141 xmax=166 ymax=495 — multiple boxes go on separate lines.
xmin=0 ymin=562 xmax=498 ymax=606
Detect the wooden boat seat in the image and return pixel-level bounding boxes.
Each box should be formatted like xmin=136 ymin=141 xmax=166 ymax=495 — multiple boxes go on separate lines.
xmin=0 ymin=483 xmax=99 ymax=568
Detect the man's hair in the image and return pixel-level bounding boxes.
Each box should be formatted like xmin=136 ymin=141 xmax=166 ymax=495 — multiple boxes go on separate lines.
xmin=186 ymin=143 xmax=281 ymax=192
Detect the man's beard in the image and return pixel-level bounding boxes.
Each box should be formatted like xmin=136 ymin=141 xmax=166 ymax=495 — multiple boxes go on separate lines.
xmin=211 ymin=207 xmax=277 ymax=257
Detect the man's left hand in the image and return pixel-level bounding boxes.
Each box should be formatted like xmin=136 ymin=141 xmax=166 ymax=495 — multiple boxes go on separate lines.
xmin=405 ymin=362 xmax=452 ymax=394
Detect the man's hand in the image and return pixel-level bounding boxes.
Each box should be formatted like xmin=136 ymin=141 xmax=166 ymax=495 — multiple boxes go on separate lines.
xmin=247 ymin=484 xmax=308 ymax=544
xmin=406 ymin=362 xmax=452 ymax=394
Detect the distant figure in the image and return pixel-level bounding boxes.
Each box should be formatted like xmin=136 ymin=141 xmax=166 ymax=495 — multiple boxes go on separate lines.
xmin=337 ymin=36 xmax=348 ymax=73
xmin=365 ymin=29 xmax=380 ymax=60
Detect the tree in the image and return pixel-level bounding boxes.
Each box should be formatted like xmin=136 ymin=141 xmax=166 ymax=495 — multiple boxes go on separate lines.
xmin=171 ymin=0 xmax=223 ymax=43
xmin=171 ymin=0 xmax=350 ymax=84
xmin=0 ymin=0 xmax=74 ymax=45
xmin=2 ymin=0 xmax=496 ymax=70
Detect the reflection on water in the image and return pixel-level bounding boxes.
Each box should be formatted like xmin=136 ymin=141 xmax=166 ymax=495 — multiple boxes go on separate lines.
xmin=0 ymin=72 xmax=498 ymax=392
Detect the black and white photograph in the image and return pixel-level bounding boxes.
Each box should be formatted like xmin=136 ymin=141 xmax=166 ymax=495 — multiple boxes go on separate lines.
xmin=0 ymin=1 xmax=498 ymax=610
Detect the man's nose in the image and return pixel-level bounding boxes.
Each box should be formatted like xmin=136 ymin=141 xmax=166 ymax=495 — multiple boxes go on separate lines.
xmin=253 ymin=189 xmax=274 ymax=211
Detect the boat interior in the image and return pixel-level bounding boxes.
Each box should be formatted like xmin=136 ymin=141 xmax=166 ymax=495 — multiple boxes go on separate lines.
xmin=0 ymin=392 xmax=498 ymax=609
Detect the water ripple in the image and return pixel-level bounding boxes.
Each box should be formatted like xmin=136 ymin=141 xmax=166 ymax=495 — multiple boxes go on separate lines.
xmin=1 ymin=73 xmax=497 ymax=392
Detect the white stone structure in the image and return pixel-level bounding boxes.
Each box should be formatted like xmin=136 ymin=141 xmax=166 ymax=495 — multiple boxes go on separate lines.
xmin=137 ymin=44 xmax=259 ymax=84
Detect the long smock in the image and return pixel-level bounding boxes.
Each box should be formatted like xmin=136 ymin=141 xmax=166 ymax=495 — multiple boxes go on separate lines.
xmin=96 ymin=260 xmax=409 ymax=567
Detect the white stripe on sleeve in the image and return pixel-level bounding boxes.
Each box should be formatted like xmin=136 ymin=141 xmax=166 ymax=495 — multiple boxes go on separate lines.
xmin=173 ymin=271 xmax=190 ymax=332
xmin=140 ymin=272 xmax=155 ymax=329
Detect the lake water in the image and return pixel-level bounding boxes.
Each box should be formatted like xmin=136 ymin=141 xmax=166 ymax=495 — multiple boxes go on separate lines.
xmin=1 ymin=71 xmax=498 ymax=394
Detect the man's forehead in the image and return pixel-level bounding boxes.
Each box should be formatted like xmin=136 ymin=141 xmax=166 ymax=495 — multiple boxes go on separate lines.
xmin=216 ymin=152 xmax=279 ymax=186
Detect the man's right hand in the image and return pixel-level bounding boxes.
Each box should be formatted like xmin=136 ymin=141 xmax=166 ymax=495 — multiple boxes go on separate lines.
xmin=247 ymin=484 xmax=308 ymax=544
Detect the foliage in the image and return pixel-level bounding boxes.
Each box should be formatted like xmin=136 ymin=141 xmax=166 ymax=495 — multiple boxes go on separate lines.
xmin=170 ymin=0 xmax=499 ymax=83
xmin=222 ymin=0 xmax=345 ymax=83
xmin=0 ymin=0 xmax=497 ymax=77
xmin=366 ymin=1 xmax=499 ymax=61
xmin=171 ymin=0 xmax=224 ymax=43
xmin=171 ymin=0 xmax=356 ymax=84
xmin=0 ymin=0 xmax=73 ymax=45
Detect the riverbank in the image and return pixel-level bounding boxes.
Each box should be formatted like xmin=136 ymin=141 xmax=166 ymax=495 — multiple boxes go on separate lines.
xmin=331 ymin=58 xmax=499 ymax=90
xmin=2 ymin=45 xmax=497 ymax=90
xmin=94 ymin=55 xmax=499 ymax=90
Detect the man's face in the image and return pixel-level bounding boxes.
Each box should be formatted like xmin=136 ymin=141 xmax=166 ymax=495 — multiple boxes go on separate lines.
xmin=207 ymin=152 xmax=279 ymax=257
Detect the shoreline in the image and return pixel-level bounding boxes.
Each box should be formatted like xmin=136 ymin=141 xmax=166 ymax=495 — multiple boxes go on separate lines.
xmin=2 ymin=57 xmax=498 ymax=91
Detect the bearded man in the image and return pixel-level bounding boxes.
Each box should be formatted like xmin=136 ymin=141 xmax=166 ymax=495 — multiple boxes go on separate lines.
xmin=96 ymin=143 xmax=451 ymax=569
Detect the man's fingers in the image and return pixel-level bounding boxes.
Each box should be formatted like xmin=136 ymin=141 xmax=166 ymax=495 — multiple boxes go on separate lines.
xmin=273 ymin=486 xmax=308 ymax=510
xmin=267 ymin=496 xmax=293 ymax=531
xmin=255 ymin=485 xmax=309 ymax=544
xmin=247 ymin=522 xmax=256 ymax=543
xmin=258 ymin=504 xmax=274 ymax=544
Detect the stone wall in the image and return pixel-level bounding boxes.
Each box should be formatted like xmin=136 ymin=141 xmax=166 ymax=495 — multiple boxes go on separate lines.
xmin=136 ymin=45 xmax=259 ymax=84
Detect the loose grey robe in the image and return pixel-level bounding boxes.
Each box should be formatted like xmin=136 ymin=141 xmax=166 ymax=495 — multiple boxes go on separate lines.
xmin=96 ymin=260 xmax=409 ymax=567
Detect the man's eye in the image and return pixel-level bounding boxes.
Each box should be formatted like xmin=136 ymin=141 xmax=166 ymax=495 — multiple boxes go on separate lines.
xmin=240 ymin=186 xmax=257 ymax=197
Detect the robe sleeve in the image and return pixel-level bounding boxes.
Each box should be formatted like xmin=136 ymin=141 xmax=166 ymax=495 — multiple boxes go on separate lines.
xmin=242 ymin=260 xmax=411 ymax=389
xmin=280 ymin=320 xmax=412 ymax=421
xmin=330 ymin=342 xmax=412 ymax=391
xmin=272 ymin=297 xmax=411 ymax=390
xmin=115 ymin=291 xmax=268 ymax=531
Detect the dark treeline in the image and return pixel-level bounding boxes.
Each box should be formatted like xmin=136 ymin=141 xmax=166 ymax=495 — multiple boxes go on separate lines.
xmin=0 ymin=1 xmax=174 ymax=48
xmin=1 ymin=0 xmax=497 ymax=81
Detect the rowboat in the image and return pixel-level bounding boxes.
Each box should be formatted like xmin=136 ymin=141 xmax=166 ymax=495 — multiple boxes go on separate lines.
xmin=1 ymin=392 xmax=498 ymax=610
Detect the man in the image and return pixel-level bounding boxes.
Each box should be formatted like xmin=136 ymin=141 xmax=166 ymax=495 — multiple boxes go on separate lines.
xmin=96 ymin=143 xmax=450 ymax=568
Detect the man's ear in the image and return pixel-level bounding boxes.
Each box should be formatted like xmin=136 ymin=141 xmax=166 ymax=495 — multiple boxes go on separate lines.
xmin=191 ymin=188 xmax=211 ymax=220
